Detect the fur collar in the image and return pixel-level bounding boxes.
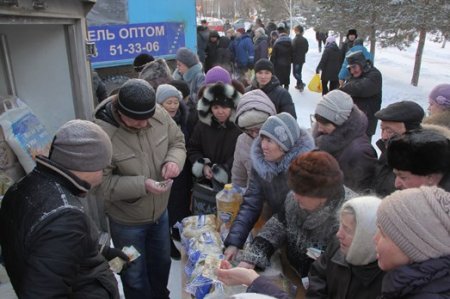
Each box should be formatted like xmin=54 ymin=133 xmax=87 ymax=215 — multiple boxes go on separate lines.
xmin=423 ymin=110 xmax=450 ymax=130
xmin=250 ymin=128 xmax=315 ymax=181
xmin=197 ymin=83 xmax=241 ymax=126
xmin=313 ymin=106 xmax=368 ymax=155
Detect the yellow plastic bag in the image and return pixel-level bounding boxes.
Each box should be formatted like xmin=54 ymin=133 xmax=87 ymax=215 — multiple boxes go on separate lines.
xmin=308 ymin=74 xmax=323 ymax=93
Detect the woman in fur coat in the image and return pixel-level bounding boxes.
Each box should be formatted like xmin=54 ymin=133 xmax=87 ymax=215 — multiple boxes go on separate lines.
xmin=312 ymin=90 xmax=377 ymax=193
xmin=224 ymin=113 xmax=314 ymax=260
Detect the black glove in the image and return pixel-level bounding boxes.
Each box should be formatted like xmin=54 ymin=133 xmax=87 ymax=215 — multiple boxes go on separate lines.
xmin=101 ymin=246 xmax=130 ymax=262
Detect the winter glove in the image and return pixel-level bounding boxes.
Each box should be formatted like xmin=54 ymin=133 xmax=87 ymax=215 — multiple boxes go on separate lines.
xmin=212 ymin=164 xmax=229 ymax=185
xmin=101 ymin=245 xmax=130 ymax=262
xmin=192 ymin=158 xmax=211 ymax=178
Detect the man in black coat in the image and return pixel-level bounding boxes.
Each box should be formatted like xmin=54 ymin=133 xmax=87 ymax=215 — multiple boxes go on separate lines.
xmin=292 ymin=25 xmax=309 ymax=91
xmin=371 ymin=101 xmax=425 ymax=197
xmin=341 ymin=29 xmax=357 ymax=60
xmin=0 ymin=120 xmax=126 ymax=298
xmin=340 ymin=50 xmax=382 ymax=139
xmin=270 ymin=24 xmax=292 ymax=90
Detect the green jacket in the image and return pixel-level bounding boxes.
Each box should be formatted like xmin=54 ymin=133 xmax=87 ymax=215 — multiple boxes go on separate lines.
xmin=94 ymin=97 xmax=186 ymax=224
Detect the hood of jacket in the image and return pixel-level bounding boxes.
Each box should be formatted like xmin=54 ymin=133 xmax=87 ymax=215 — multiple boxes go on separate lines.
xmin=313 ymin=106 xmax=368 ymax=155
xmin=250 ymin=127 xmax=315 ymax=181
xmin=197 ymin=82 xmax=241 ymax=126
xmin=235 ymin=90 xmax=276 ymax=124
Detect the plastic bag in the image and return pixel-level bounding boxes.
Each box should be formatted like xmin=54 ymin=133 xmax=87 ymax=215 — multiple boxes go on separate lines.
xmin=307 ymin=74 xmax=323 ymax=93
xmin=0 ymin=97 xmax=52 ymax=173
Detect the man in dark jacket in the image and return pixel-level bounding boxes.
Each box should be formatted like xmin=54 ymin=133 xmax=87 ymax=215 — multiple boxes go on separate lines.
xmin=229 ymin=28 xmax=255 ymax=85
xmin=340 ymin=50 xmax=382 ymax=139
xmin=270 ymin=24 xmax=292 ymax=90
xmin=341 ymin=29 xmax=357 ymax=60
xmin=371 ymin=101 xmax=425 ymax=197
xmin=0 ymin=120 xmax=124 ymax=298
xmin=292 ymin=25 xmax=309 ymax=91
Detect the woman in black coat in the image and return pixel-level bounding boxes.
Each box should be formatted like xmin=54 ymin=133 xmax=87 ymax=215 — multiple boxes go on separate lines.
xmin=187 ymin=81 xmax=241 ymax=190
xmin=246 ymin=58 xmax=297 ymax=119
xmin=316 ymin=36 xmax=342 ymax=95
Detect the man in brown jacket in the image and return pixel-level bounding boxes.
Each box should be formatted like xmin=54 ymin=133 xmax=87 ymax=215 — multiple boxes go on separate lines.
xmin=94 ymin=78 xmax=186 ymax=299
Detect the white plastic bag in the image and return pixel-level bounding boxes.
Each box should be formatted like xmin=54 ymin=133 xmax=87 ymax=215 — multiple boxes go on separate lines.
xmin=0 ymin=97 xmax=52 ymax=173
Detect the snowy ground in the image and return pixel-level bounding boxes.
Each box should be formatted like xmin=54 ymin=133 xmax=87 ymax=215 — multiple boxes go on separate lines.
xmin=1 ymin=28 xmax=449 ymax=299
xmin=290 ymin=28 xmax=450 ymax=142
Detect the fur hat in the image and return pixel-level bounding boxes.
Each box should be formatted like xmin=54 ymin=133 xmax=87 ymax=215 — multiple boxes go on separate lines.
xmin=133 ymin=53 xmax=154 ymax=72
xmin=169 ymin=80 xmax=190 ymax=98
xmin=377 ymin=186 xmax=450 ymax=262
xmin=429 ymin=84 xmax=450 ymax=110
xmin=375 ymin=101 xmax=425 ymax=131
xmin=259 ymin=112 xmax=300 ymax=152
xmin=155 ymin=84 xmax=182 ymax=104
xmin=315 ymin=90 xmax=353 ymax=126
xmin=205 ymin=66 xmax=232 ymax=85
xmin=387 ymin=129 xmax=450 ymax=175
xmin=346 ymin=51 xmax=366 ymax=67
xmin=138 ymin=58 xmax=173 ymax=89
xmin=197 ymin=82 xmax=241 ymax=126
xmin=50 ymin=120 xmax=112 ymax=172
xmin=209 ymin=30 xmax=220 ymax=38
xmin=235 ymin=89 xmax=276 ymax=129
xmin=176 ymin=47 xmax=199 ymax=68
xmin=341 ymin=196 xmax=381 ymax=265
xmin=118 ymin=79 xmax=156 ymax=120
xmin=287 ymin=150 xmax=344 ymax=199
xmin=254 ymin=58 xmax=274 ymax=74
xmin=347 ymin=29 xmax=357 ymax=38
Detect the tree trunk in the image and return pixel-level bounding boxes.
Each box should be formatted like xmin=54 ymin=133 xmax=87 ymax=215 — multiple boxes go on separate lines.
xmin=369 ymin=26 xmax=376 ymax=60
xmin=411 ymin=29 xmax=426 ymax=87
xmin=442 ymin=34 xmax=447 ymax=48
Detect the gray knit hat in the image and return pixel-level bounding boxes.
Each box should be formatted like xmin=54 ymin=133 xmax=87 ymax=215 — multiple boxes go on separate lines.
xmin=156 ymin=84 xmax=182 ymax=104
xmin=50 ymin=120 xmax=112 ymax=172
xmin=342 ymin=196 xmax=381 ymax=265
xmin=259 ymin=112 xmax=300 ymax=151
xmin=315 ymin=90 xmax=353 ymax=126
xmin=176 ymin=47 xmax=199 ymax=68
xmin=118 ymin=79 xmax=156 ymax=120
xmin=377 ymin=186 xmax=450 ymax=263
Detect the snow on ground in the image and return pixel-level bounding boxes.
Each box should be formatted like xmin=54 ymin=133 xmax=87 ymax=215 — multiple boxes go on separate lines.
xmin=289 ymin=28 xmax=450 ymax=141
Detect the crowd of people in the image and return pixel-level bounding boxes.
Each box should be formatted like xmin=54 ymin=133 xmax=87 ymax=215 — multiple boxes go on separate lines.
xmin=0 ymin=17 xmax=449 ymax=299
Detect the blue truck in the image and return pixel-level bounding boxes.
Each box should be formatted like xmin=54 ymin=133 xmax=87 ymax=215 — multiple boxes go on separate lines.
xmin=87 ymin=0 xmax=197 ymax=78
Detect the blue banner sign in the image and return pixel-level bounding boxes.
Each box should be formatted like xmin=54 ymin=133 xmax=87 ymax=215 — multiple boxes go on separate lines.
xmin=88 ymin=22 xmax=185 ymax=64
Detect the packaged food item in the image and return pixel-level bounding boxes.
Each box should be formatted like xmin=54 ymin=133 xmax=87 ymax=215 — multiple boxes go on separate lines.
xmin=216 ymin=184 xmax=242 ymax=240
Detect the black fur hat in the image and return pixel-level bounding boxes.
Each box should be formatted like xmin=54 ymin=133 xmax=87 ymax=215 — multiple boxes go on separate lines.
xmin=197 ymin=82 xmax=240 ymax=126
xmin=387 ymin=129 xmax=450 ymax=175
xmin=347 ymin=29 xmax=357 ymax=38
xmin=138 ymin=58 xmax=173 ymax=90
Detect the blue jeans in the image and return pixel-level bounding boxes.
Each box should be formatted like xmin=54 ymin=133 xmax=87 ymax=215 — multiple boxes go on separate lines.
xmin=293 ymin=63 xmax=304 ymax=87
xmin=110 ymin=210 xmax=171 ymax=299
